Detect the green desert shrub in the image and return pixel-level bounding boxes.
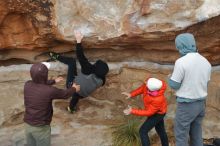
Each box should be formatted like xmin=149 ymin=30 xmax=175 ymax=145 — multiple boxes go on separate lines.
xmin=112 ymin=116 xmax=143 ymax=146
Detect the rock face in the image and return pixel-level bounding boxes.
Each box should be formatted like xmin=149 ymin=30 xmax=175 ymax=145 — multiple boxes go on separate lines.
xmin=0 ymin=0 xmax=220 ymax=145
xmin=0 ymin=63 xmax=220 ymax=146
xmin=0 ymin=0 xmax=219 ymax=65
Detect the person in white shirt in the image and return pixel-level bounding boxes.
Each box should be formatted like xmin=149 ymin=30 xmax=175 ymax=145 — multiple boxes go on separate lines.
xmin=168 ymin=33 xmax=211 ymax=146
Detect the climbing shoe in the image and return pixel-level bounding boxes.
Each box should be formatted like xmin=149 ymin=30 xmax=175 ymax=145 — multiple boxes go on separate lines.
xmin=66 ymin=106 xmax=78 ymax=114
xmin=48 ymin=52 xmax=60 ymax=61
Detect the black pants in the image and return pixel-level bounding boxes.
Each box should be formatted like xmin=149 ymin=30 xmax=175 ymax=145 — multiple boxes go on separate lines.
xmin=57 ymin=44 xmax=95 ymax=110
xmin=139 ymin=114 xmax=169 ymax=146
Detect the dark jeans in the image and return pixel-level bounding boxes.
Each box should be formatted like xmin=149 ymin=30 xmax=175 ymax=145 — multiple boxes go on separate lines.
xmin=139 ymin=114 xmax=169 ymax=146
xmin=57 ymin=44 xmax=96 ymax=110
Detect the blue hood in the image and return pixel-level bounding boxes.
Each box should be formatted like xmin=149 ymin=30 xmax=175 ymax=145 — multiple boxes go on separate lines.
xmin=175 ymin=33 xmax=197 ymax=56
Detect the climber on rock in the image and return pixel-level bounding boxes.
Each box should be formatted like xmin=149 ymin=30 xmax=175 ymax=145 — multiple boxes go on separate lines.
xmin=48 ymin=31 xmax=109 ymax=113
xmin=122 ymin=77 xmax=169 ymax=146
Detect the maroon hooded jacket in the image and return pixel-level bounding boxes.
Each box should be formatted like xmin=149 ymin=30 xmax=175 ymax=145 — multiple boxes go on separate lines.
xmin=24 ymin=63 xmax=76 ymax=126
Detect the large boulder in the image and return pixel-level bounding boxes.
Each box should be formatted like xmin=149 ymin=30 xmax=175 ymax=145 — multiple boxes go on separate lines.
xmin=0 ymin=62 xmax=220 ymax=145
xmin=0 ymin=0 xmax=220 ymax=145
xmin=0 ymin=0 xmax=219 ymax=65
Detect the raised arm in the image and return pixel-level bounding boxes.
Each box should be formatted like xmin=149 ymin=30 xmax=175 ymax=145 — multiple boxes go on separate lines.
xmin=47 ymin=76 xmax=64 ymax=85
xmin=74 ymin=31 xmax=93 ymax=75
xmin=130 ymin=84 xmax=145 ymax=97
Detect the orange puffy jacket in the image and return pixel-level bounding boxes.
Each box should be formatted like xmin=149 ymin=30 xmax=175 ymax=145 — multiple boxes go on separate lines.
xmin=130 ymin=80 xmax=167 ymax=117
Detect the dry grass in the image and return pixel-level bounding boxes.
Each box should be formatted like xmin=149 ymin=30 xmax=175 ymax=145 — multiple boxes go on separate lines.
xmin=111 ymin=116 xmax=142 ymax=146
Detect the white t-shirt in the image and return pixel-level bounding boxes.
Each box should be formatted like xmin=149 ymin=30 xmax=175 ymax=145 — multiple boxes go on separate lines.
xmin=171 ymin=53 xmax=211 ymax=99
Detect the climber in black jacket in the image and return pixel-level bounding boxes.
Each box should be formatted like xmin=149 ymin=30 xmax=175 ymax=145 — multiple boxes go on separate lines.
xmin=49 ymin=31 xmax=109 ymax=113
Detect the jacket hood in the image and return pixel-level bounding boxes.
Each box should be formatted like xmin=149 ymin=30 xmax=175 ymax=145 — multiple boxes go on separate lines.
xmin=93 ymin=60 xmax=109 ymax=85
xmin=175 ymin=33 xmax=197 ymax=56
xmin=94 ymin=60 xmax=109 ymax=78
xmin=30 ymin=63 xmax=48 ymax=84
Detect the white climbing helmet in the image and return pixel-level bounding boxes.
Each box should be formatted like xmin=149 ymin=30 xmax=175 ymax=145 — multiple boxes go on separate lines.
xmin=147 ymin=78 xmax=162 ymax=91
xmin=42 ymin=62 xmax=51 ymax=69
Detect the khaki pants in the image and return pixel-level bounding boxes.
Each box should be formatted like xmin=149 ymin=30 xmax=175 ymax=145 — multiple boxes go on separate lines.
xmin=25 ymin=123 xmax=51 ymax=146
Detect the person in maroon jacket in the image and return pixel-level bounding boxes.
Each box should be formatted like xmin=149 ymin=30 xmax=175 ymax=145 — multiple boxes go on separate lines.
xmin=24 ymin=62 xmax=80 ymax=146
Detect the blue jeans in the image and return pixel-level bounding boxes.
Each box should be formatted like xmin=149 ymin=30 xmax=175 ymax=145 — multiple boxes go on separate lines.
xmin=139 ymin=114 xmax=169 ymax=146
xmin=175 ymin=100 xmax=205 ymax=146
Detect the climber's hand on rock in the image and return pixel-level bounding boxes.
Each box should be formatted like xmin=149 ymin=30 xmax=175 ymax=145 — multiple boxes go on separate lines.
xmin=74 ymin=31 xmax=84 ymax=43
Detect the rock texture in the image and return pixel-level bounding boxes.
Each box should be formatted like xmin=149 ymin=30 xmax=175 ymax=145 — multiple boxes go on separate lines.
xmin=0 ymin=0 xmax=220 ymax=145
xmin=0 ymin=63 xmax=220 ymax=146
xmin=0 ymin=0 xmax=219 ymax=65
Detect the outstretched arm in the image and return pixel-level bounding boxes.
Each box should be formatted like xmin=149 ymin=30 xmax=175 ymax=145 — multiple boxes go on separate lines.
xmin=74 ymin=31 xmax=93 ymax=75
xmin=130 ymin=84 xmax=145 ymax=97
xmin=51 ymin=83 xmax=80 ymax=100
xmin=131 ymin=104 xmax=158 ymax=117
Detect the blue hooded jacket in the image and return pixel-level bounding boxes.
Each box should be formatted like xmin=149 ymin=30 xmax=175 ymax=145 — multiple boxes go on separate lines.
xmin=169 ymin=33 xmax=205 ymax=102
xmin=175 ymin=33 xmax=197 ymax=56
xmin=169 ymin=33 xmax=198 ymax=89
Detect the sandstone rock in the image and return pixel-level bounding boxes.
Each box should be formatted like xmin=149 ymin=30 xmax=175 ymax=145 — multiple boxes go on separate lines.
xmin=0 ymin=0 xmax=220 ymax=145
xmin=0 ymin=0 xmax=219 ymax=65
xmin=0 ymin=62 xmax=220 ymax=146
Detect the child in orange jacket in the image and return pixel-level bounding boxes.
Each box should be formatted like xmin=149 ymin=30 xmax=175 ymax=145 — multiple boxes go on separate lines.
xmin=122 ymin=77 xmax=169 ymax=146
